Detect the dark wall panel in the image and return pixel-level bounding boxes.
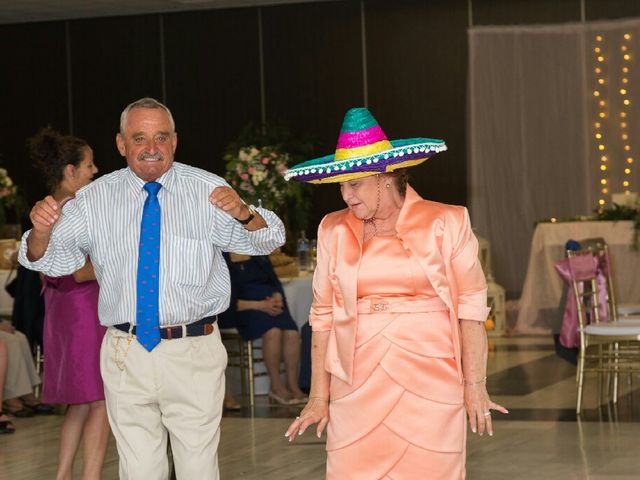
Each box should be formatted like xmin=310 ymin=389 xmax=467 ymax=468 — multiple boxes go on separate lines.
xmin=0 ymin=22 xmax=69 ymax=205
xmin=366 ymin=0 xmax=469 ymax=205
xmin=586 ymin=0 xmax=640 ymax=21
xmin=164 ymin=8 xmax=261 ymax=176
xmin=262 ymin=0 xmax=364 ymax=226
xmin=473 ymin=0 xmax=581 ymax=26
xmin=69 ymin=15 xmax=163 ymax=176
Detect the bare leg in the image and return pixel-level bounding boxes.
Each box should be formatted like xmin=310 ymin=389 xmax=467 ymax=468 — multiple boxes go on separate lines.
xmin=3 ymin=396 xmax=25 ymax=413
xmin=223 ymin=391 xmax=240 ymax=410
xmin=282 ymin=330 xmax=305 ymax=397
xmin=262 ymin=328 xmax=289 ymax=398
xmin=80 ymin=400 xmax=110 ymax=480
xmin=0 ymin=340 xmax=7 ymax=407
xmin=0 ymin=341 xmax=14 ymax=431
xmin=20 ymin=392 xmax=40 ymax=405
xmin=57 ymin=403 xmax=90 ymax=480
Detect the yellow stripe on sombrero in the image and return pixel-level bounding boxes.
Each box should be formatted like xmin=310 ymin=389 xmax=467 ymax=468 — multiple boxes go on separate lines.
xmin=334 ymin=139 xmax=393 ymax=160
xmin=307 ymin=156 xmax=430 ymax=184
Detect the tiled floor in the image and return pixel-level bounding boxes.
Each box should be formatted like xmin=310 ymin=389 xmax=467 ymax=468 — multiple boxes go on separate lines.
xmin=2 ymin=335 xmax=640 ymax=478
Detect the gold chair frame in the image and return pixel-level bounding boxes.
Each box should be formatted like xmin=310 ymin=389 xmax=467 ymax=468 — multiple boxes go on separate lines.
xmin=568 ymin=249 xmax=640 ymax=414
xmin=221 ymin=330 xmax=265 ymax=407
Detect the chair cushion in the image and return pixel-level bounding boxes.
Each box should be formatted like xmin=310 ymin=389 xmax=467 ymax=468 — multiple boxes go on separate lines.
xmin=584 ymin=323 xmax=640 ymax=336
xmin=617 ymin=303 xmax=640 ymax=316
xmin=617 ymin=316 xmax=640 ymax=324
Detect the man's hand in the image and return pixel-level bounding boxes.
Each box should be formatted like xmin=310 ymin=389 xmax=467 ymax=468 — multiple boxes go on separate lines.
xmin=26 ymin=196 xmax=62 ymax=262
xmin=208 ymin=186 xmax=266 ymax=230
xmin=30 ymin=196 xmax=61 ymax=234
xmin=209 ymin=186 xmax=249 ymax=221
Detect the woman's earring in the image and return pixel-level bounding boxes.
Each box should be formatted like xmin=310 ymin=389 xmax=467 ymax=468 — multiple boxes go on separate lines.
xmin=385 ymin=183 xmax=391 ymax=188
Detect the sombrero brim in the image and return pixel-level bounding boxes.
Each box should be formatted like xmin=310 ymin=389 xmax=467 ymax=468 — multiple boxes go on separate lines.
xmin=284 ymin=138 xmax=446 ymax=184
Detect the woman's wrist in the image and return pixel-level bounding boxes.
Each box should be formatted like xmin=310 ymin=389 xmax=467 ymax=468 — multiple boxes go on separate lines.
xmin=463 ymin=376 xmax=487 ymax=386
xmin=308 ymin=394 xmax=329 ymax=401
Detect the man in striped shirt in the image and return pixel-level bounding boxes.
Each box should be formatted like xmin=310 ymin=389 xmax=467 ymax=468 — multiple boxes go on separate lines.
xmin=19 ymin=97 xmax=286 ymax=479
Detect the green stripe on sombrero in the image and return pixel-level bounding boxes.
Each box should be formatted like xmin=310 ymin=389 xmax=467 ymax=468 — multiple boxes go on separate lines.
xmin=340 ymin=108 xmax=378 ymax=132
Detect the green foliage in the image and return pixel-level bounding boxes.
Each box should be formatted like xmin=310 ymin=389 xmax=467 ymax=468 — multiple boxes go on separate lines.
xmin=538 ymin=204 xmax=640 ymax=250
xmin=595 ymin=204 xmax=640 ymax=250
xmin=0 ymin=167 xmax=28 ymax=230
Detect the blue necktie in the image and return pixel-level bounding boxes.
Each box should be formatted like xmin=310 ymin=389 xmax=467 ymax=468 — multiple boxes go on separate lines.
xmin=136 ymin=182 xmax=162 ymax=351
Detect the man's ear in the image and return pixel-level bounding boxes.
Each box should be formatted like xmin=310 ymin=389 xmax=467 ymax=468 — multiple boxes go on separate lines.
xmin=116 ymin=133 xmax=126 ymax=157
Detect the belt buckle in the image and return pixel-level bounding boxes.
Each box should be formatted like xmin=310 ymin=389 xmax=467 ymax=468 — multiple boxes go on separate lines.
xmin=370 ymin=301 xmax=390 ymax=313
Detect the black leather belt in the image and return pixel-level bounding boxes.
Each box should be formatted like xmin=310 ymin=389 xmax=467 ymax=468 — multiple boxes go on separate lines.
xmin=113 ymin=316 xmax=217 ymax=339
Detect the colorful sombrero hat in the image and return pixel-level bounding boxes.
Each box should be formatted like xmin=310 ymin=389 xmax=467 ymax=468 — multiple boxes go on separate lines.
xmin=284 ymin=107 xmax=446 ymax=184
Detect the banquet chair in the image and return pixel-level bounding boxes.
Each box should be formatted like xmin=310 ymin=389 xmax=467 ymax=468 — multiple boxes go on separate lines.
xmin=34 ymin=344 xmax=43 ymax=397
xmin=220 ymin=328 xmax=263 ymax=407
xmin=581 ymin=237 xmax=640 ymax=320
xmin=567 ymin=249 xmax=640 ymax=414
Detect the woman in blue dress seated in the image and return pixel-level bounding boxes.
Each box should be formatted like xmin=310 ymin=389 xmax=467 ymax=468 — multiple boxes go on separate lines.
xmin=219 ymin=253 xmax=308 ymax=405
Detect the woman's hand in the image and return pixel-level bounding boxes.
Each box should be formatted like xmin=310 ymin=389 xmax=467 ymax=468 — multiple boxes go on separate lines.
xmin=464 ymin=383 xmax=508 ymax=437
xmin=259 ymin=295 xmax=284 ymax=316
xmin=285 ymin=397 xmax=329 ymax=442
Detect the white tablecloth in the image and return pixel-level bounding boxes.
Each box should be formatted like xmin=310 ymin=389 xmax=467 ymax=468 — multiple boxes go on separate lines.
xmin=0 ymin=269 xmax=14 ymax=317
xmin=281 ymin=274 xmax=313 ymax=328
xmin=516 ymin=220 xmax=640 ymax=334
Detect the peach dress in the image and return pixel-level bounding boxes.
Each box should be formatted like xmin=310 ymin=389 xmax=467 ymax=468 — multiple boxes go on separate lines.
xmin=326 ymin=235 xmax=466 ymax=479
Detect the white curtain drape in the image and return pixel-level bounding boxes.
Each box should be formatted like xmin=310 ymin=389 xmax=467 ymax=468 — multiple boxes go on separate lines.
xmin=469 ymin=17 xmax=640 ymax=297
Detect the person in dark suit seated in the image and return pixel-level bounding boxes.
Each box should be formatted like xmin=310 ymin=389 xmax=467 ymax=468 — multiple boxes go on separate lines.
xmin=219 ymin=253 xmax=308 ymax=405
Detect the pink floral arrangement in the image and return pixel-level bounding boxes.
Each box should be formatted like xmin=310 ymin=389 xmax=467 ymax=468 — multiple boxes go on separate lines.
xmin=224 ymin=146 xmax=291 ymax=210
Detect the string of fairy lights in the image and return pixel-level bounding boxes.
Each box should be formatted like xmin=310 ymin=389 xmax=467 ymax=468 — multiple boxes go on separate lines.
xmin=620 ymin=33 xmax=633 ymax=195
xmin=594 ymin=34 xmax=607 ymax=208
xmin=593 ymin=32 xmax=634 ymax=210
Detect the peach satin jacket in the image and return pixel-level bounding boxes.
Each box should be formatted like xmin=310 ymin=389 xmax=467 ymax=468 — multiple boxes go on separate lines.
xmin=309 ymin=186 xmax=490 ymax=385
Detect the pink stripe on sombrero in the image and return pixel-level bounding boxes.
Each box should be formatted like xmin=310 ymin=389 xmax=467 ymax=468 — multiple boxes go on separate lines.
xmin=336 ymin=125 xmax=388 ymax=149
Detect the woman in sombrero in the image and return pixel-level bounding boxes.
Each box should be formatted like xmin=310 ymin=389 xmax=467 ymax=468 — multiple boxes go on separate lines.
xmin=284 ymin=108 xmax=507 ymax=479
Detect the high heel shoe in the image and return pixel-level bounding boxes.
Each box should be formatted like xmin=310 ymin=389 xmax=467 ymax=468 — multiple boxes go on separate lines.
xmin=290 ymin=395 xmax=309 ymax=405
xmin=268 ymin=391 xmax=294 ymax=405
xmin=224 ymin=396 xmax=241 ymax=411
xmin=0 ymin=412 xmax=15 ymax=434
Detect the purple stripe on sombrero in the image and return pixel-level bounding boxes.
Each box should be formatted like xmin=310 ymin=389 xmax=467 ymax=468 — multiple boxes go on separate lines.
xmin=296 ymin=149 xmax=435 ymax=182
xmin=336 ymin=125 xmax=388 ymax=150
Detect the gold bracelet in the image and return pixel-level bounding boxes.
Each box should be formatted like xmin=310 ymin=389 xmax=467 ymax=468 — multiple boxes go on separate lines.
xmin=463 ymin=376 xmax=487 ymax=386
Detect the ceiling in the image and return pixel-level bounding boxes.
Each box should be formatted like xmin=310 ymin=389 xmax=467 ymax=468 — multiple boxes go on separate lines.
xmin=0 ymin=0 xmax=336 ymax=24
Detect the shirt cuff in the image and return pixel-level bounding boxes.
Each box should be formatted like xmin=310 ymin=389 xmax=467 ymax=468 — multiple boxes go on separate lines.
xmin=18 ymin=230 xmax=53 ymax=272
xmin=458 ymin=304 xmax=491 ymax=322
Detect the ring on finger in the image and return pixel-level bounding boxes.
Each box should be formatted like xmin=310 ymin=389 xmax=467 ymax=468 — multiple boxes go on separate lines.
xmin=483 ymin=411 xmax=491 ymax=416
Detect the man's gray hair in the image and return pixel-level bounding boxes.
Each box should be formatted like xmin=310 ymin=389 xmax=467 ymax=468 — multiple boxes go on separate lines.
xmin=119 ymin=97 xmax=176 ymax=135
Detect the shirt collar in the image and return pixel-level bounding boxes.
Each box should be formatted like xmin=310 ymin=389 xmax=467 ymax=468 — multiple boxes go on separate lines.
xmin=125 ymin=163 xmax=177 ymax=194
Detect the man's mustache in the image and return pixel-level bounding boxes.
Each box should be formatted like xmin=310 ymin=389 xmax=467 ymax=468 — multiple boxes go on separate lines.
xmin=139 ymin=152 xmax=164 ymax=161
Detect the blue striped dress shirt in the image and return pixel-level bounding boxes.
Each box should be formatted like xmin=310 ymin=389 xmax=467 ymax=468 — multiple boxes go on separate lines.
xmin=19 ymin=162 xmax=286 ymax=327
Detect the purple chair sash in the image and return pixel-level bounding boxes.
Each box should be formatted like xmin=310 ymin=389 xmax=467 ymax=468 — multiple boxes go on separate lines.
xmin=554 ymin=254 xmax=608 ymax=348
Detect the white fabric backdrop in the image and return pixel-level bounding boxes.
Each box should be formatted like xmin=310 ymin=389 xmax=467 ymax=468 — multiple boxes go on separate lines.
xmin=468 ymin=18 xmax=640 ymax=296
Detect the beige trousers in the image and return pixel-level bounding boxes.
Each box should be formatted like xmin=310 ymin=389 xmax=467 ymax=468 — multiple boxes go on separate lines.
xmin=100 ymin=326 xmax=227 ymax=480
xmin=0 ymin=329 xmax=41 ymax=400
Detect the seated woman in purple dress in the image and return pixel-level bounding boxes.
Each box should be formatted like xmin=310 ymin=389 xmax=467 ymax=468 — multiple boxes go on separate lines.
xmin=219 ymin=253 xmax=307 ymax=405
xmin=29 ymin=128 xmax=110 ymax=480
